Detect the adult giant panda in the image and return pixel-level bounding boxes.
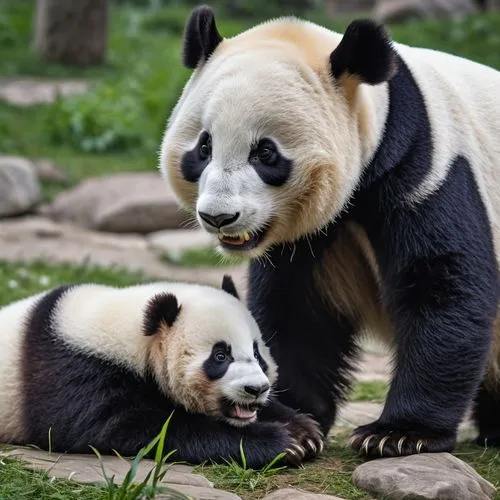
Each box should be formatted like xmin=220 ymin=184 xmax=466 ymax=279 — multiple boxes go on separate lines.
xmin=0 ymin=276 xmax=324 ymax=467
xmin=160 ymin=5 xmax=500 ymax=458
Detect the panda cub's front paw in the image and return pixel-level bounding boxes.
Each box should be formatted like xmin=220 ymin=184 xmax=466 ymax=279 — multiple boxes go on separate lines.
xmin=285 ymin=412 xmax=325 ymax=463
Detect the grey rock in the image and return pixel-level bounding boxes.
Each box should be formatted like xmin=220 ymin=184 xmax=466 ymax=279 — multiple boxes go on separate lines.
xmin=262 ymin=488 xmax=346 ymax=499
xmin=352 ymin=452 xmax=497 ymax=500
xmin=374 ymin=0 xmax=476 ymax=22
xmin=156 ymin=484 xmax=242 ymax=499
xmin=0 ymin=156 xmax=41 ymax=217
xmin=45 ymin=172 xmax=190 ymax=233
xmin=0 ymin=77 xmax=88 ymax=106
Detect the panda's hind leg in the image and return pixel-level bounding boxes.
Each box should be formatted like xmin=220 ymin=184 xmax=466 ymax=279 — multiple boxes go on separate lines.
xmin=473 ymin=378 xmax=500 ymax=447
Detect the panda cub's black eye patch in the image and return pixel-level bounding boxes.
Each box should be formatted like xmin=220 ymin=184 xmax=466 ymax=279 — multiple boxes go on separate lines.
xmin=253 ymin=340 xmax=268 ymax=373
xmin=203 ymin=341 xmax=233 ymax=380
xmin=249 ymin=138 xmax=292 ymax=187
xmin=181 ymin=130 xmax=212 ymax=183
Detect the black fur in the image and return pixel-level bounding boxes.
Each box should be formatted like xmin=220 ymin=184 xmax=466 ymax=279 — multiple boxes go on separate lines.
xmin=222 ymin=274 xmax=240 ymax=299
xmin=253 ymin=341 xmax=268 ymax=373
xmin=473 ymin=381 xmax=500 ymax=447
xmin=248 ymin=226 xmax=359 ymax=435
xmin=203 ymin=341 xmax=233 ymax=380
xmin=330 ymin=19 xmax=398 ymax=85
xmin=183 ymin=5 xmax=223 ymax=69
xmin=249 ymin=138 xmax=293 ymax=187
xmin=143 ymin=293 xmax=180 ymax=335
xmin=181 ymin=130 xmax=211 ymax=183
xmin=248 ymin=56 xmax=499 ymax=456
xmin=19 ymin=285 xmax=311 ymax=468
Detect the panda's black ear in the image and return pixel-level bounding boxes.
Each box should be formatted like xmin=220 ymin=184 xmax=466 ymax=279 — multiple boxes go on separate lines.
xmin=143 ymin=293 xmax=181 ymax=336
xmin=329 ymin=19 xmax=398 ymax=85
xmin=182 ymin=5 xmax=223 ymax=69
xmin=221 ymin=275 xmax=240 ymax=300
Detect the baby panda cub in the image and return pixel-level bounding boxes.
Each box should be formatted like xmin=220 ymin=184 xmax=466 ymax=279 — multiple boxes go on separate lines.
xmin=0 ymin=275 xmax=323 ymax=468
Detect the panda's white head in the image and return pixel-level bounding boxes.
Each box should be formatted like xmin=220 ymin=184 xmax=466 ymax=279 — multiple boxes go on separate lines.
xmin=144 ymin=275 xmax=277 ymax=426
xmin=160 ymin=5 xmax=397 ymax=257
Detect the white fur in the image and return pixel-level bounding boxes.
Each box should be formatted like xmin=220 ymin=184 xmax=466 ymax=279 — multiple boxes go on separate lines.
xmin=0 ymin=293 xmax=46 ymax=442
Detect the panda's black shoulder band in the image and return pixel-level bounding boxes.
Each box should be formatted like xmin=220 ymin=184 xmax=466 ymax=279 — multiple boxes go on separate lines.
xmin=330 ymin=19 xmax=398 ymax=85
xmin=183 ymin=5 xmax=223 ymax=69
xmin=143 ymin=293 xmax=181 ymax=335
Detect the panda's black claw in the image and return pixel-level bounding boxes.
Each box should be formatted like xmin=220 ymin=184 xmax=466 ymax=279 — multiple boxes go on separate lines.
xmin=349 ymin=420 xmax=456 ymax=459
xmin=285 ymin=412 xmax=325 ymax=461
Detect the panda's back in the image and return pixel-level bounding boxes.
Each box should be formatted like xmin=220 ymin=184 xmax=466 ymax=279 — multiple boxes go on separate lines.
xmin=392 ymin=42 xmax=500 ymax=256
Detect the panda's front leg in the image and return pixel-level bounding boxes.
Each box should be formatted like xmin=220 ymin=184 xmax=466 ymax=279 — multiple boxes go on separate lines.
xmin=350 ymin=250 xmax=497 ymax=458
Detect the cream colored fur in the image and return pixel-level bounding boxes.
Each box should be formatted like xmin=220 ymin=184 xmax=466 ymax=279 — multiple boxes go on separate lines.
xmin=159 ymin=14 xmax=500 ymax=378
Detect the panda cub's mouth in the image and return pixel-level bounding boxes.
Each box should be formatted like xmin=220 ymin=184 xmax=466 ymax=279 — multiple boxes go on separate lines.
xmin=218 ymin=227 xmax=267 ymax=251
xmin=221 ymin=399 xmax=261 ymax=424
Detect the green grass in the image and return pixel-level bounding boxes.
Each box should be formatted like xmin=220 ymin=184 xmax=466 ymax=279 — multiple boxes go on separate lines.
xmin=349 ymin=381 xmax=388 ymax=403
xmin=0 ymin=261 xmax=146 ymax=306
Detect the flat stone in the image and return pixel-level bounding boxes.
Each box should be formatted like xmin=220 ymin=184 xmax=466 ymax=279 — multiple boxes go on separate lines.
xmin=156 ymin=485 xmax=242 ymax=499
xmin=262 ymin=488 xmax=346 ymax=499
xmin=352 ymin=452 xmax=497 ymax=500
xmin=0 ymin=216 xmax=247 ymax=291
xmin=0 ymin=156 xmax=41 ymax=217
xmin=147 ymin=228 xmax=215 ymax=261
xmin=0 ymin=77 xmax=88 ymax=106
xmin=2 ymin=447 xmax=211 ymax=488
xmin=44 ymin=173 xmax=190 ymax=233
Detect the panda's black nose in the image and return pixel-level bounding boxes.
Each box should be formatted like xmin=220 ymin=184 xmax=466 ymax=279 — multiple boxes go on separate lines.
xmin=198 ymin=211 xmax=240 ymax=229
xmin=244 ymin=383 xmax=270 ymax=397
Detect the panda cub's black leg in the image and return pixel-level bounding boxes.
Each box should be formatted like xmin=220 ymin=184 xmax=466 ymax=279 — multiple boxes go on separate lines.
xmin=473 ymin=379 xmax=500 ymax=447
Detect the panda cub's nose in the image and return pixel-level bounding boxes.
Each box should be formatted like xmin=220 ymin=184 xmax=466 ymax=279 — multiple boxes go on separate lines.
xmin=244 ymin=383 xmax=270 ymax=397
xmin=198 ymin=211 xmax=240 ymax=229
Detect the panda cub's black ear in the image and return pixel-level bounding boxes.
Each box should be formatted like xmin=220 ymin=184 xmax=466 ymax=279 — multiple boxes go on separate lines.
xmin=182 ymin=5 xmax=223 ymax=69
xmin=222 ymin=275 xmax=240 ymax=300
xmin=329 ymin=19 xmax=398 ymax=85
xmin=143 ymin=293 xmax=181 ymax=336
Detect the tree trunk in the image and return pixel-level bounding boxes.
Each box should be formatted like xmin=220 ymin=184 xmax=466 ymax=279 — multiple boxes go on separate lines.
xmin=33 ymin=0 xmax=109 ymax=67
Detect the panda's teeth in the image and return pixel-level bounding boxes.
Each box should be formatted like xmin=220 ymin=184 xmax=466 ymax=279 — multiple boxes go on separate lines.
xmin=243 ymin=232 xmax=250 ymax=241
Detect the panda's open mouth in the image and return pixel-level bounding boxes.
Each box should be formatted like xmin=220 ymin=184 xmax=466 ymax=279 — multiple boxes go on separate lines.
xmin=221 ymin=399 xmax=261 ymax=423
xmin=218 ymin=227 xmax=267 ymax=251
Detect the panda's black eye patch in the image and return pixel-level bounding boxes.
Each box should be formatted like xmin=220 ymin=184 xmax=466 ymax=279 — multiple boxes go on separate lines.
xmin=203 ymin=341 xmax=233 ymax=380
xmin=253 ymin=340 xmax=268 ymax=373
xmin=181 ymin=131 xmax=212 ymax=183
xmin=249 ymin=138 xmax=292 ymax=187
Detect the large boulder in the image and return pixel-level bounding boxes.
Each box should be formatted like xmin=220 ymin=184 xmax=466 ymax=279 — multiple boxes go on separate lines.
xmin=374 ymin=0 xmax=477 ymax=22
xmin=352 ymin=452 xmax=496 ymax=499
xmin=0 ymin=156 xmax=41 ymax=217
xmin=43 ymin=172 xmax=190 ymax=233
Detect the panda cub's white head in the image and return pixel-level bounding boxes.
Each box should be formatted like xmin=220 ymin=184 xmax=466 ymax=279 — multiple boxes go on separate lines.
xmin=160 ymin=5 xmax=397 ymax=258
xmin=145 ymin=275 xmax=277 ymax=426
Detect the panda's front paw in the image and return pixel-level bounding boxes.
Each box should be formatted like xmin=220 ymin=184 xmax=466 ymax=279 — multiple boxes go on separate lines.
xmin=285 ymin=412 xmax=325 ymax=462
xmin=349 ymin=420 xmax=456 ymax=459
